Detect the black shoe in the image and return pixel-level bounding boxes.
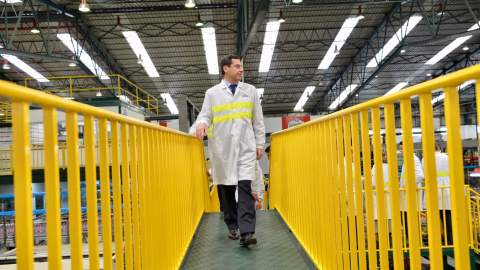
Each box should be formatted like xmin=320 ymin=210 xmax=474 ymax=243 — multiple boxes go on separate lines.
xmin=228 ymin=229 xmax=239 ymax=240
xmin=239 ymin=233 xmax=257 ymax=246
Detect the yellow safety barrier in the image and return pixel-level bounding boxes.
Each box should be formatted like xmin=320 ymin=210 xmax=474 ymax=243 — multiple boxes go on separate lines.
xmin=469 ymin=187 xmax=480 ymax=254
xmin=25 ymin=74 xmax=162 ymax=115
xmin=0 ymin=101 xmax=11 ymax=123
xmin=0 ymin=79 xmax=211 ymax=269
xmin=0 ymin=141 xmax=115 ymax=175
xmin=270 ymin=64 xmax=480 ymax=269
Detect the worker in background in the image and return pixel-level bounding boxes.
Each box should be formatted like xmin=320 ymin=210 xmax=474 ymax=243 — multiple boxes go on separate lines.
xmin=371 ymin=148 xmax=392 ymax=234
xmin=195 ymin=54 xmax=265 ymax=247
xmin=265 ymin=145 xmax=270 ymax=160
xmin=422 ymin=141 xmax=452 ymax=245
xmin=399 ymin=140 xmax=425 ymax=241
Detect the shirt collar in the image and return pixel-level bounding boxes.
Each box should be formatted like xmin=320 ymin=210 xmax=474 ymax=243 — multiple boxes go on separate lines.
xmin=223 ymin=79 xmax=239 ymax=89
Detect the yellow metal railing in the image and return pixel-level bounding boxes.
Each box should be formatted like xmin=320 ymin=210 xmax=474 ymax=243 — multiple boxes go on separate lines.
xmin=270 ymin=64 xmax=480 ymax=269
xmin=25 ymin=74 xmax=161 ymax=114
xmin=1 ymin=79 xmax=212 ymax=269
xmin=0 ymin=141 xmax=114 ymax=175
xmin=469 ymin=187 xmax=480 ymax=254
xmin=0 ymin=101 xmax=11 ymax=122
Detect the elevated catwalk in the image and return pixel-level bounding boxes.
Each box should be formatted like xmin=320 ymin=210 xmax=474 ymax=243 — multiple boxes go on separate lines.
xmin=181 ymin=210 xmax=316 ymax=269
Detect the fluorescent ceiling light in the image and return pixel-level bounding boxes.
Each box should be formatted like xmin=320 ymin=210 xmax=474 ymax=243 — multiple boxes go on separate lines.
xmin=122 ymin=31 xmax=160 ymax=77
xmin=256 ymin=88 xmax=264 ymax=99
xmin=367 ymin=15 xmax=422 ymax=68
xmin=384 ymin=82 xmax=408 ymax=96
xmin=259 ymin=21 xmax=281 ymax=72
xmin=328 ymin=84 xmax=358 ymax=109
xmin=294 ymin=86 xmax=315 ymax=111
xmin=57 ymin=33 xmax=109 ymax=80
xmin=425 ymin=22 xmax=480 ymax=65
xmin=0 ymin=46 xmax=49 ymax=82
xmin=431 ymin=79 xmax=475 ymax=104
xmin=201 ymin=27 xmax=219 ymax=75
xmin=161 ymin=93 xmax=179 ymax=114
xmin=318 ymin=17 xmax=359 ymax=69
xmin=3 ymin=0 xmax=22 ymax=3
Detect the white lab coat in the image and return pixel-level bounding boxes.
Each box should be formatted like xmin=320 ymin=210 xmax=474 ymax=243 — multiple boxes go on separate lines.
xmin=371 ymin=163 xmax=391 ymax=219
xmin=189 ymin=120 xmax=213 ymax=158
xmin=421 ymin=151 xmax=451 ymax=210
xmin=196 ymin=80 xmax=265 ymax=185
xmin=344 ymin=158 xmax=364 ymax=215
xmin=400 ymin=154 xmax=425 ymax=211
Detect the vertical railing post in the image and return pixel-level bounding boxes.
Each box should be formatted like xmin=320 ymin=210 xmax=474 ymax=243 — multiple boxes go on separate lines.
xmin=99 ymin=118 xmax=113 ymax=270
xmin=43 ymin=107 xmax=62 ymax=269
xmin=84 ymin=115 xmax=100 ymax=270
xmin=66 ymin=112 xmax=83 ymax=270
xmin=12 ymin=101 xmax=33 ymax=270
xmin=444 ymin=85 xmax=471 ymax=269
xmin=110 ymin=120 xmax=124 ymax=270
xmin=419 ymin=93 xmax=443 ymax=267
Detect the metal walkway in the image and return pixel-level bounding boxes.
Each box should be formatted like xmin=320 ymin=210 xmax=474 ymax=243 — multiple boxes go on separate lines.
xmin=180 ymin=210 xmax=316 ymax=270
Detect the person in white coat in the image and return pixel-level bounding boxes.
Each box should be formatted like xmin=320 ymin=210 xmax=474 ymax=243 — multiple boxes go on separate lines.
xmin=195 ymin=54 xmax=265 ymax=247
xmin=371 ymin=148 xmax=391 ymax=233
xmin=399 ymin=141 xmax=425 ymax=240
xmin=421 ymin=141 xmax=452 ymax=244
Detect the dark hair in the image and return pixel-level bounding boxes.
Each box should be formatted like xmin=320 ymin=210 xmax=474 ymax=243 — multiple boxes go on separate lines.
xmin=398 ymin=141 xmax=403 ymax=146
xmin=265 ymin=145 xmax=270 ymax=153
xmin=219 ymin=54 xmax=240 ymax=76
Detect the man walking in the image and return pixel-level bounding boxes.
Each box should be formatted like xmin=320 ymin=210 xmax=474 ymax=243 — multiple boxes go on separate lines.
xmin=195 ymin=54 xmax=265 ymax=246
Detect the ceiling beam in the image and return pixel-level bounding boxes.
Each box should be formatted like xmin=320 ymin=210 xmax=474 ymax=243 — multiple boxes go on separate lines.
xmin=339 ymin=29 xmax=480 ymax=108
xmin=33 ymin=0 xmax=76 ymax=18
xmin=0 ymin=48 xmax=78 ymax=64
xmin=239 ymin=0 xmax=270 ymax=59
xmin=312 ymin=2 xmax=402 ymax=113
xmin=86 ymin=4 xmax=236 ymax=14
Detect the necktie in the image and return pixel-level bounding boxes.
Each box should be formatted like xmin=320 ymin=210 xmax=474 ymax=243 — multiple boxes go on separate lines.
xmin=229 ymin=84 xmax=237 ymax=96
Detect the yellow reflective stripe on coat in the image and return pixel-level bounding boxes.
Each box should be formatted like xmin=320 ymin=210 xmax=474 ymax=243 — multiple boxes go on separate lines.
xmin=213 ymin=111 xmax=253 ymax=124
xmin=212 ymin=102 xmax=254 ymax=114
xmin=437 ymin=172 xmax=449 ymax=177
xmin=207 ymin=126 xmax=213 ymax=137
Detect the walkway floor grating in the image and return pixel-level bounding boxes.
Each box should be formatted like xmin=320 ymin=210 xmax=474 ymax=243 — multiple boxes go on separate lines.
xmin=180 ymin=210 xmax=317 ymax=270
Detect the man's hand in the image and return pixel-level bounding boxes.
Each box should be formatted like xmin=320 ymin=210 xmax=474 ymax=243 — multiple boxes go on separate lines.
xmin=253 ymin=193 xmax=261 ymax=210
xmin=195 ymin=124 xmax=207 ymax=141
xmin=255 ymin=200 xmax=262 ymax=210
xmin=256 ymin=148 xmax=263 ymax=160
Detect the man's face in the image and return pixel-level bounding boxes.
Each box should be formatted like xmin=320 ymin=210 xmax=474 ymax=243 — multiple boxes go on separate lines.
xmin=266 ymin=152 xmax=270 ymax=160
xmin=399 ymin=144 xmax=403 ymax=155
xmin=224 ymin=59 xmax=243 ymax=83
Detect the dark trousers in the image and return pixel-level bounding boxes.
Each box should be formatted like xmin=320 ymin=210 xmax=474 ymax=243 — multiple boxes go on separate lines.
xmin=440 ymin=210 xmax=453 ymax=244
xmin=217 ymin=186 xmax=223 ymax=212
xmin=401 ymin=211 xmax=409 ymax=239
xmin=219 ymin=180 xmax=256 ymax=236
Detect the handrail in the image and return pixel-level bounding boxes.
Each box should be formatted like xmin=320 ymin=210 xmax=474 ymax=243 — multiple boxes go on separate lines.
xmin=0 ymin=78 xmax=208 ymax=270
xmin=270 ymin=64 xmax=480 ymax=270
xmin=24 ymin=74 xmax=161 ymax=115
